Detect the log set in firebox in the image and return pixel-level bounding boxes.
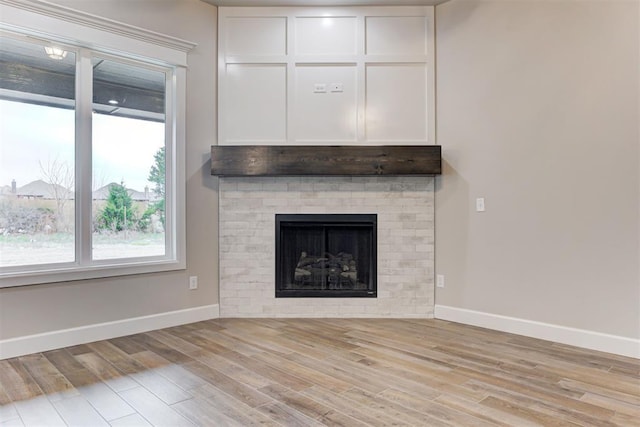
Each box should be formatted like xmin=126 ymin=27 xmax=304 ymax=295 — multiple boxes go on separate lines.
xmin=276 ymin=214 xmax=377 ymax=298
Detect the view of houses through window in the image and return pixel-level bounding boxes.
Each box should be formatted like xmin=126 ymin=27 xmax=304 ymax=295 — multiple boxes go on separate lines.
xmin=0 ymin=35 xmax=168 ymax=269
xmin=91 ymin=56 xmax=166 ymax=261
xmin=0 ymin=99 xmax=77 ymax=267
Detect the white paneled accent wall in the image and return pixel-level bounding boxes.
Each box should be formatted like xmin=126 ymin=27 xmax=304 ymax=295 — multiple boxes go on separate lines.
xmin=225 ymin=64 xmax=287 ymax=142
xmin=225 ymin=17 xmax=287 ymax=56
xmin=218 ymin=177 xmax=435 ymax=318
xmin=295 ymin=17 xmax=357 ymax=55
xmin=218 ymin=6 xmax=435 ymax=145
xmin=366 ymin=64 xmax=428 ymax=141
xmin=295 ymin=65 xmax=358 ymax=141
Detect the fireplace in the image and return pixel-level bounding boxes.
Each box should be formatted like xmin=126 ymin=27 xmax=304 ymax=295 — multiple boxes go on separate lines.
xmin=216 ymin=176 xmax=434 ymax=318
xmin=213 ymin=146 xmax=439 ymax=315
xmin=276 ymin=214 xmax=377 ymax=298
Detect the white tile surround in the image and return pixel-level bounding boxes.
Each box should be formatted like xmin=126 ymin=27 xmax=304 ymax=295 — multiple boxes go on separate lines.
xmin=218 ymin=176 xmax=435 ymax=318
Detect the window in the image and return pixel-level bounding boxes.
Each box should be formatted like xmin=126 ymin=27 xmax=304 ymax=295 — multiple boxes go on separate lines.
xmin=0 ymin=37 xmax=76 ymax=267
xmin=91 ymin=57 xmax=167 ymax=261
xmin=0 ymin=2 xmax=193 ymax=286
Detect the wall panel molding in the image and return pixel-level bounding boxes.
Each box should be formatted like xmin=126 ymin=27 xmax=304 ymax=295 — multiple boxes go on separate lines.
xmin=218 ymin=6 xmax=435 ymax=146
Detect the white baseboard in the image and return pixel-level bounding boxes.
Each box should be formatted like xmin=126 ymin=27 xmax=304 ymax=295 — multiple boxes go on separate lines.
xmin=434 ymin=305 xmax=639 ymax=359
xmin=0 ymin=304 xmax=220 ymax=360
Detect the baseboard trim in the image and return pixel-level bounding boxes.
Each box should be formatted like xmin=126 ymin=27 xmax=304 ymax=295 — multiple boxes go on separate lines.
xmin=434 ymin=305 xmax=639 ymax=359
xmin=0 ymin=304 xmax=220 ymax=359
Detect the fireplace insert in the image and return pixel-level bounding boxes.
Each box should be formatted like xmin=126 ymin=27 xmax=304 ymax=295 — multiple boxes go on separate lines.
xmin=275 ymin=214 xmax=377 ymax=297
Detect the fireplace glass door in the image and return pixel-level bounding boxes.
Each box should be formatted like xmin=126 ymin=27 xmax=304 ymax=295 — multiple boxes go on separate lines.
xmin=276 ymin=214 xmax=376 ymax=297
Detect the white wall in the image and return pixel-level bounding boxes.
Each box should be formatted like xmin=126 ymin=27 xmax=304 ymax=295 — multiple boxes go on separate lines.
xmin=0 ymin=0 xmax=219 ymax=341
xmin=435 ymin=0 xmax=639 ymax=341
xmin=217 ymin=6 xmax=435 ymax=145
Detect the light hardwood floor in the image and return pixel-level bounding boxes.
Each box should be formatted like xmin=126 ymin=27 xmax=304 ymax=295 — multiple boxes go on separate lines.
xmin=0 ymin=318 xmax=638 ymax=426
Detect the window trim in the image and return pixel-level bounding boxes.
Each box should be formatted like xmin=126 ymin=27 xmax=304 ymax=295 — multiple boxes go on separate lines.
xmin=0 ymin=0 xmax=194 ymax=287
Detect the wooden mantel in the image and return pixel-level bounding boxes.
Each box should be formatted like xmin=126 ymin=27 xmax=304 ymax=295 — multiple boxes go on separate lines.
xmin=210 ymin=145 xmax=441 ymax=176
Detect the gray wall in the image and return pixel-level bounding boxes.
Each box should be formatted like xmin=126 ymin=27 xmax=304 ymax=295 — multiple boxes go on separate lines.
xmin=0 ymin=0 xmax=219 ymax=339
xmin=435 ymin=0 xmax=639 ymax=339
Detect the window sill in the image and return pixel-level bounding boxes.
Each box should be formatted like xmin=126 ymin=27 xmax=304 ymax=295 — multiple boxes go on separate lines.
xmin=0 ymin=258 xmax=186 ymax=288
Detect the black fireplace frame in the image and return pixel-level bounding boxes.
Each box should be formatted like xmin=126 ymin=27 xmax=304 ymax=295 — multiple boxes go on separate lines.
xmin=275 ymin=214 xmax=377 ymax=298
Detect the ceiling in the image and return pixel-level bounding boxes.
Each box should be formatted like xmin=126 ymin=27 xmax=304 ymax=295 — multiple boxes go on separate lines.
xmin=202 ymin=0 xmax=448 ymax=6
xmin=0 ymin=35 xmax=165 ymax=119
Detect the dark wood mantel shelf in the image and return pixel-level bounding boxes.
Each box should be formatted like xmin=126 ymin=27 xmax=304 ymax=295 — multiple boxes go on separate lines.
xmin=210 ymin=145 xmax=441 ymax=176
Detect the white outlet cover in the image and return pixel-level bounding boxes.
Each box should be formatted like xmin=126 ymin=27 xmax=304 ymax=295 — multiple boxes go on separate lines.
xmin=475 ymin=198 xmax=485 ymax=212
xmin=436 ymin=274 xmax=445 ymax=288
xmin=313 ymin=83 xmax=327 ymax=93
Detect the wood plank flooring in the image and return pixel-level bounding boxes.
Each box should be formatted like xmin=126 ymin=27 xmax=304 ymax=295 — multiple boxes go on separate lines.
xmin=0 ymin=318 xmax=638 ymax=426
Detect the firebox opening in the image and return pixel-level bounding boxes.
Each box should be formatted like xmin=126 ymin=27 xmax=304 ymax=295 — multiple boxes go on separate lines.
xmin=276 ymin=214 xmax=377 ymax=298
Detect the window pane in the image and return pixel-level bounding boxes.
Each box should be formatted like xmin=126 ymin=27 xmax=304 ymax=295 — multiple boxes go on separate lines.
xmin=0 ymin=36 xmax=75 ymax=267
xmin=91 ymin=58 xmax=166 ymax=260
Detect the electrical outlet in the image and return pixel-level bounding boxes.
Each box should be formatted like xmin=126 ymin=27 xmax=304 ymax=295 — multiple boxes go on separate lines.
xmin=436 ymin=274 xmax=445 ymax=288
xmin=476 ymin=197 xmax=485 ymax=212
xmin=313 ymin=83 xmax=327 ymax=93
xmin=189 ymin=276 xmax=198 ymax=290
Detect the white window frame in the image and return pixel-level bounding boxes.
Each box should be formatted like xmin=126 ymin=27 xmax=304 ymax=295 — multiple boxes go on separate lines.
xmin=0 ymin=0 xmax=195 ymax=287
